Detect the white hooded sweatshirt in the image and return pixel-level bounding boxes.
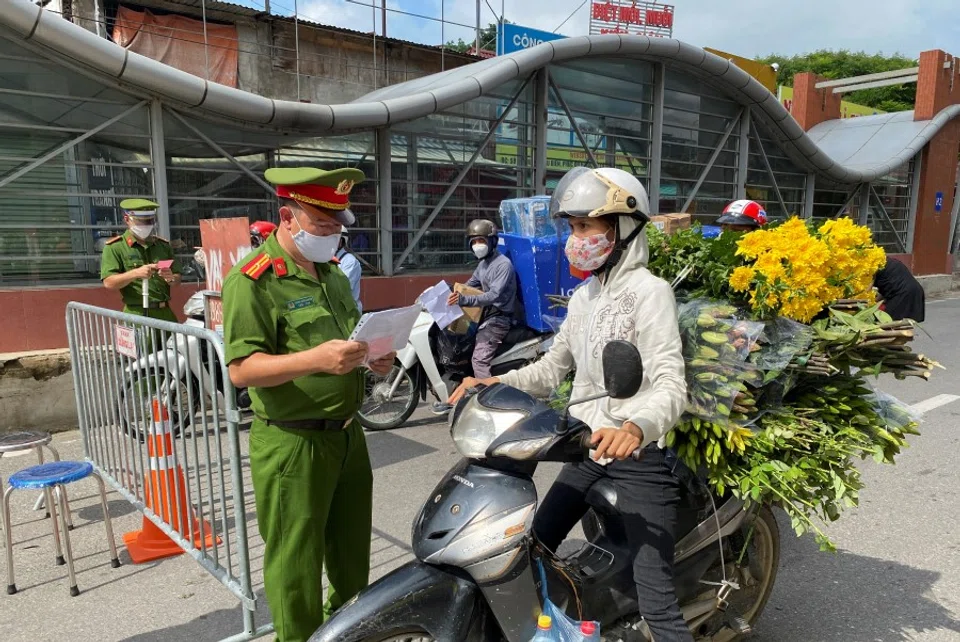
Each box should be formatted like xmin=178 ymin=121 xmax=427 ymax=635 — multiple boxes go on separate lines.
xmin=499 ymin=217 xmax=687 ymax=452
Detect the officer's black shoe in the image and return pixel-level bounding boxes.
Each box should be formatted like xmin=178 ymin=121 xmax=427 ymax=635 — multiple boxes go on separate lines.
xmin=430 ymin=402 xmax=453 ymax=416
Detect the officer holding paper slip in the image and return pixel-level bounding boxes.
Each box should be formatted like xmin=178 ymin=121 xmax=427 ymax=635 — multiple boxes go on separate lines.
xmin=222 ymin=166 xmax=395 ymax=642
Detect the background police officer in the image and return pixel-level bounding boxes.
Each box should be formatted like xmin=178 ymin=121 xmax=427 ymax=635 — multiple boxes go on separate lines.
xmin=222 ymin=167 xmax=394 ymax=642
xmin=100 ymin=198 xmax=180 ymax=321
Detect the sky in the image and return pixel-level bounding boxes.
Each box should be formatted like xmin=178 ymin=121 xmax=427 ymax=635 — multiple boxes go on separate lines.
xmin=248 ymin=0 xmax=959 ymax=60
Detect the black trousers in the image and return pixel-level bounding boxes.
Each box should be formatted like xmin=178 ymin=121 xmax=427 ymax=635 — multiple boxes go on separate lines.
xmin=533 ymin=444 xmax=694 ymax=642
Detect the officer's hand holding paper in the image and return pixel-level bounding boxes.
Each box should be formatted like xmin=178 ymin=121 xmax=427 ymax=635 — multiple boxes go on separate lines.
xmin=348 ymin=304 xmax=422 ymax=365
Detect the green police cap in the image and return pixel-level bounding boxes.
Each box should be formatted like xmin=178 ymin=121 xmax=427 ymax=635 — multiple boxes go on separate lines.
xmin=265 ymin=167 xmax=365 ymax=226
xmin=119 ymin=198 xmax=160 ymax=216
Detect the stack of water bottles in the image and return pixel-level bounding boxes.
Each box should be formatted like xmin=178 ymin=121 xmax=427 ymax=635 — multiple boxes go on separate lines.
xmin=530 ymin=614 xmax=600 ymax=641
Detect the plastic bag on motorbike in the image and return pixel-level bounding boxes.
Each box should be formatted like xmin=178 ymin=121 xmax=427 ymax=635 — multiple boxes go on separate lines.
xmin=677 ymin=299 xmax=764 ymax=363
xmin=536 ymin=558 xmax=599 ymax=641
xmin=748 ymin=317 xmax=814 ymax=372
xmin=434 ymin=328 xmax=475 ymax=368
xmin=865 ymin=387 xmax=922 ymax=435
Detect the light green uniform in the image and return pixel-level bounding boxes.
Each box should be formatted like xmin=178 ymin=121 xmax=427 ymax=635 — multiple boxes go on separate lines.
xmin=99 ymin=230 xmax=180 ymax=323
xmin=222 ymin=231 xmax=370 ymax=642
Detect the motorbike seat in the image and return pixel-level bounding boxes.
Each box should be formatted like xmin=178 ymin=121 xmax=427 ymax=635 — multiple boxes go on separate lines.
xmin=495 ymin=325 xmax=543 ymax=357
xmin=585 ymin=479 xmax=619 ymax=515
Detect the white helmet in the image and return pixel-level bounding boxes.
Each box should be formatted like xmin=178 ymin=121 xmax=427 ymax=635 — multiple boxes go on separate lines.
xmin=341 ymin=225 xmax=349 ymax=237
xmin=549 ymin=167 xmax=650 ymax=221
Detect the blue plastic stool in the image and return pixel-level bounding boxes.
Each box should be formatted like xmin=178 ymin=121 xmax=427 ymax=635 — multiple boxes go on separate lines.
xmin=2 ymin=461 xmax=120 ymax=597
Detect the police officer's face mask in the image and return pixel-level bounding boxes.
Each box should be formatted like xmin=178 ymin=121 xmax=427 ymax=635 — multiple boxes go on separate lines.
xmin=290 ymin=208 xmax=340 ymax=263
xmin=129 ymin=218 xmax=155 ymax=240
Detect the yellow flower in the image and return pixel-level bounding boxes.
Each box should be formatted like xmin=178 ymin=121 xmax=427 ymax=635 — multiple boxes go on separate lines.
xmin=729 ymin=266 xmax=755 ymax=291
xmin=731 ymin=217 xmax=884 ymax=321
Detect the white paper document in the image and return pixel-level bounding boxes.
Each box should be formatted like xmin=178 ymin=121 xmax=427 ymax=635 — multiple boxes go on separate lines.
xmin=417 ymin=281 xmax=464 ymax=329
xmin=348 ymin=304 xmax=422 ymax=363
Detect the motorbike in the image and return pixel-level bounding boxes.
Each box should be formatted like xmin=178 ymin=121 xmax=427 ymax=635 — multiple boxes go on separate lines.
xmin=311 ymin=340 xmax=780 ymax=642
xmin=357 ymin=310 xmax=555 ymax=431
xmin=120 ymin=276 xmax=251 ymax=439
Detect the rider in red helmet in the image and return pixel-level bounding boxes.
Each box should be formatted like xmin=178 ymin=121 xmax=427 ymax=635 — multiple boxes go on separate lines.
xmin=717 ymin=200 xmax=768 ymax=232
xmin=249 ymin=220 xmax=278 ymax=248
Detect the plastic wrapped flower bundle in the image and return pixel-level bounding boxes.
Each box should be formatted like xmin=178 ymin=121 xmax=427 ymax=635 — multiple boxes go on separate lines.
xmin=644 ymin=218 xmax=941 ymax=550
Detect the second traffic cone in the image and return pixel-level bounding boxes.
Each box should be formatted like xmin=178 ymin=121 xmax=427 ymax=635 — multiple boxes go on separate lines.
xmin=123 ymin=397 xmax=220 ymax=564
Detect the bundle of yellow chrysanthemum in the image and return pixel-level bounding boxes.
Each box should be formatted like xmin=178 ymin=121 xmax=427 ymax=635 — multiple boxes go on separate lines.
xmin=728 ymin=217 xmax=887 ymax=323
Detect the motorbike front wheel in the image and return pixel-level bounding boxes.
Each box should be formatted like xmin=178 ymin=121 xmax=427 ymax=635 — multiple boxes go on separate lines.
xmin=357 ymin=362 xmax=419 ymax=431
xmin=119 ymin=367 xmax=197 ymax=441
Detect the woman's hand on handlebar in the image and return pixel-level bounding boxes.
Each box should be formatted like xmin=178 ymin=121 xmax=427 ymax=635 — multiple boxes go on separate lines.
xmin=448 ymin=376 xmax=500 ymax=405
xmin=590 ymin=422 xmax=644 ymax=461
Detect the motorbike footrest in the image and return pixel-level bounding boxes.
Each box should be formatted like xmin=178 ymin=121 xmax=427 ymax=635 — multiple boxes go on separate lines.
xmin=725 ymin=611 xmax=752 ymax=635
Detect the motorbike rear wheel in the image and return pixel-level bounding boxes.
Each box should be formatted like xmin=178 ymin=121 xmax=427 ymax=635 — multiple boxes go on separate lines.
xmin=357 ymin=362 xmax=419 ymax=431
xmin=359 ymin=631 xmax=433 ymax=642
xmin=706 ymin=505 xmax=780 ymax=641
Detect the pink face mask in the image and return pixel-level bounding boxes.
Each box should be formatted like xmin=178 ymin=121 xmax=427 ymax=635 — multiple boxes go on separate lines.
xmin=565 ymin=232 xmax=614 ymax=272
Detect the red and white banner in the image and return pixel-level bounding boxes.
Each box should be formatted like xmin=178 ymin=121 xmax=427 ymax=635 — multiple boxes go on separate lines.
xmin=199 ymin=218 xmax=252 ymax=333
xmin=588 ymin=1 xmax=675 ymax=38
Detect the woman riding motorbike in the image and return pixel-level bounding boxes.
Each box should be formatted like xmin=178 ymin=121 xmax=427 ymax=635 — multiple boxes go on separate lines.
xmin=449 ymin=166 xmax=691 ymax=641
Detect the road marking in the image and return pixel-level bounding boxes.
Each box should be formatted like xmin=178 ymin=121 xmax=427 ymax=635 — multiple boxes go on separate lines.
xmin=910 ymin=394 xmax=960 ymax=414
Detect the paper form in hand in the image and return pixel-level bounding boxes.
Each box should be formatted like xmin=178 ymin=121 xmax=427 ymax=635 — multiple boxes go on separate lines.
xmin=348 ymin=304 xmax=422 ymax=363
xmin=417 ymin=281 xmax=464 ymax=329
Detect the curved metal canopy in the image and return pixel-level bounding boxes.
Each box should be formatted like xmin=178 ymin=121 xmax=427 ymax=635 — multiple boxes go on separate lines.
xmin=3 ymin=0 xmax=958 ymax=183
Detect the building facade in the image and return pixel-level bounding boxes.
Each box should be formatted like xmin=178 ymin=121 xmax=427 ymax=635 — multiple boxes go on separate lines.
xmin=1 ymin=0 xmax=958 ymax=351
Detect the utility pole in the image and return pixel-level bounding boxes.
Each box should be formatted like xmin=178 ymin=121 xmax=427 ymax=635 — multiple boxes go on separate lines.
xmin=475 ymin=0 xmax=480 ymax=54
xmin=381 ymin=0 xmax=386 ymax=37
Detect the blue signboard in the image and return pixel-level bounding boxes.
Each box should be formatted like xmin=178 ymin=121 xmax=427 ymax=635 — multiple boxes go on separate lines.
xmin=935 ymin=191 xmax=944 ymax=212
xmin=497 ymin=22 xmax=567 ymax=56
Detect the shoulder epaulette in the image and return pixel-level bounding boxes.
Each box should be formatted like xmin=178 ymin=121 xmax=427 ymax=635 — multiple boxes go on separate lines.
xmin=104 ymin=236 xmax=123 ymax=246
xmin=241 ymin=253 xmax=272 ymax=280
xmin=331 ymin=256 xmax=341 ymax=265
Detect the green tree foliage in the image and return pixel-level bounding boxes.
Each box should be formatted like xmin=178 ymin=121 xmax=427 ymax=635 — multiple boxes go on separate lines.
xmin=758 ymin=50 xmax=918 ymax=112
xmin=445 ymin=22 xmax=501 ymax=53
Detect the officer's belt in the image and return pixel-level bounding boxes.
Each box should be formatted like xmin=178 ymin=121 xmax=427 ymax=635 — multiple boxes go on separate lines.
xmin=264 ymin=418 xmax=352 ymax=432
xmin=126 ymin=301 xmax=170 ymax=310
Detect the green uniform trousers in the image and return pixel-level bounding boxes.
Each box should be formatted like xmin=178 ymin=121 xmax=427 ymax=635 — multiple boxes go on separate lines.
xmin=249 ymin=418 xmax=373 ymax=642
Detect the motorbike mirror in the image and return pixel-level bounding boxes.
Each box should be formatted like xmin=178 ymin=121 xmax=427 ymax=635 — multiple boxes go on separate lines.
xmin=558 ymin=341 xmax=642 ymax=435
xmin=601 ymin=340 xmax=643 ymax=399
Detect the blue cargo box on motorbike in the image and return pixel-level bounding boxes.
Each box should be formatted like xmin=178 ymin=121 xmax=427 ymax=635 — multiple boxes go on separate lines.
xmin=499 ymin=233 xmax=583 ymax=333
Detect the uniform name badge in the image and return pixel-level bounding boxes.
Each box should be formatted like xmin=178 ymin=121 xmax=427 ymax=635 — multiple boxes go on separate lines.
xmin=287 ymin=296 xmax=315 ymax=311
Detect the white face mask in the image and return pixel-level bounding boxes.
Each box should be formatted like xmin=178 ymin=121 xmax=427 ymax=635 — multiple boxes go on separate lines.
xmin=291 ymin=210 xmax=340 ymax=263
xmin=130 ymin=224 xmax=155 ymax=240
xmin=472 ymin=242 xmax=490 ymax=260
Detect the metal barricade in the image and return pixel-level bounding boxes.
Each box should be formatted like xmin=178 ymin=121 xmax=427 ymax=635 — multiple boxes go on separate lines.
xmin=65 ymin=302 xmax=273 ymax=642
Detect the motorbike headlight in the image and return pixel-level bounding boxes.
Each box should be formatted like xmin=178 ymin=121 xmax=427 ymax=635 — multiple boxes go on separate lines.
xmin=490 ymin=437 xmax=553 ymax=460
xmin=451 ymin=395 xmax=526 ymax=459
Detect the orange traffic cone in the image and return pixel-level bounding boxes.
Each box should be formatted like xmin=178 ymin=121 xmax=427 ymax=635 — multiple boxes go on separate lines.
xmin=123 ymin=398 xmax=219 ymax=563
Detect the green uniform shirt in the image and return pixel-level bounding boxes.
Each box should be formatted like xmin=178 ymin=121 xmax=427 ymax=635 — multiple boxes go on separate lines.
xmin=222 ymin=233 xmax=364 ymax=422
xmin=100 ymin=230 xmax=180 ymax=306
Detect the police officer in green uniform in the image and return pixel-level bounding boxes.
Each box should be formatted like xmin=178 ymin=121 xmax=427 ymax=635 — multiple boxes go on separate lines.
xmin=221 ymin=167 xmax=395 ymax=642
xmin=101 ymin=198 xmax=180 ymax=321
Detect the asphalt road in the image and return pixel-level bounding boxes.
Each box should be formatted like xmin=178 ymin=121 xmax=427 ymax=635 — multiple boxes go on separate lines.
xmin=1 ymin=298 xmax=958 ymax=641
